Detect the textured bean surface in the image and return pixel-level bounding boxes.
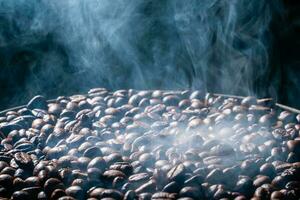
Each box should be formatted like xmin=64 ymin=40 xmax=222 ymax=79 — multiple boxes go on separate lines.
xmin=0 ymin=88 xmax=299 ymax=199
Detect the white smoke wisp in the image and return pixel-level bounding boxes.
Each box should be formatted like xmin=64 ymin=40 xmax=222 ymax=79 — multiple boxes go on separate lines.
xmin=0 ymin=0 xmax=283 ymax=106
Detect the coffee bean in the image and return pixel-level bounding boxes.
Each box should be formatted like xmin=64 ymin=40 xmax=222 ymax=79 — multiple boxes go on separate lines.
xmin=123 ymin=190 xmax=136 ymax=200
xmin=87 ymin=157 xmax=106 ymax=170
xmin=179 ymin=186 xmax=204 ymax=199
xmin=135 ymin=179 xmax=156 ymax=194
xmin=152 ymin=192 xmax=177 ymax=199
xmin=163 ymin=95 xmax=180 ymax=106
xmin=12 ymin=190 xmax=31 ymax=200
xmin=138 ymin=192 xmax=152 ymax=200
xmin=109 ymin=162 xmax=133 ymax=176
xmin=241 ymin=159 xmax=259 ymax=177
xmin=27 ymin=96 xmax=48 ymax=111
xmin=287 ymin=140 xmax=300 ymax=155
xmin=241 ymin=97 xmax=257 ymax=106
xmin=51 ymin=189 xmax=67 ymax=200
xmin=270 ymin=191 xmax=285 ymax=199
xmin=44 ymin=178 xmax=64 ymax=196
xmin=254 ymin=187 xmax=271 ymax=199
xmin=103 ymin=170 xmax=126 ymax=182
xmin=94 ymin=189 xmax=124 ymax=200
xmin=259 ymin=114 xmax=276 ymax=125
xmin=66 ymin=186 xmax=84 ymax=199
xmin=235 ymin=177 xmax=254 ymax=198
xmin=57 ymin=196 xmax=76 ymax=200
xmin=0 ymin=174 xmax=13 ymax=189
xmin=129 ymin=173 xmax=150 ymax=186
xmin=48 ymin=103 xmax=63 ymax=116
xmin=167 ymin=164 xmax=186 ymax=183
xmin=83 ymin=147 xmax=103 ymax=158
xmin=253 ymin=176 xmax=271 ymax=187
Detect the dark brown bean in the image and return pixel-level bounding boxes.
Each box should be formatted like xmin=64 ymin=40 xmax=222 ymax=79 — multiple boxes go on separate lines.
xmin=253 ymin=176 xmax=271 ymax=187
xmin=287 ymin=139 xmax=300 ymax=155
xmin=167 ymin=164 xmax=186 ymax=183
xmin=51 ymin=189 xmax=67 ymax=200
xmin=12 ymin=190 xmax=31 ymax=200
xmin=44 ymin=178 xmax=64 ymax=196
xmin=87 ymin=157 xmax=106 ymax=170
xmin=66 ymin=186 xmax=84 ymax=199
xmin=179 ymin=186 xmax=204 ymax=199
xmin=109 ymin=162 xmax=133 ymax=176
xmin=241 ymin=96 xmax=257 ymax=106
xmin=123 ymin=190 xmax=136 ymax=200
xmin=135 ymin=179 xmax=156 ymax=194
xmin=152 ymin=192 xmax=177 ymax=199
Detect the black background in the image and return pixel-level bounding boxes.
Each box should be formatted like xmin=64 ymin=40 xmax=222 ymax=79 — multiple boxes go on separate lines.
xmin=0 ymin=0 xmax=299 ymax=110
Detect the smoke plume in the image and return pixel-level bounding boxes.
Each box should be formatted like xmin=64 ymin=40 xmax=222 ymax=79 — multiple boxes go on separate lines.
xmin=0 ymin=0 xmax=283 ymax=108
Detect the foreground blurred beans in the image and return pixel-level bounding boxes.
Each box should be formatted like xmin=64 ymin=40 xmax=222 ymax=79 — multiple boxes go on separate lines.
xmin=0 ymin=89 xmax=299 ymax=199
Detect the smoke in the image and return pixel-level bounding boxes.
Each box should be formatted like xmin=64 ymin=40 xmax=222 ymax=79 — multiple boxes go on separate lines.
xmin=0 ymin=0 xmax=283 ymax=108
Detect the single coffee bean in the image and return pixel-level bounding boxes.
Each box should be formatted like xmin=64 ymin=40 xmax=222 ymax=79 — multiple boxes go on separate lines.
xmin=66 ymin=186 xmax=84 ymax=199
xmin=135 ymin=179 xmax=156 ymax=194
xmin=27 ymin=95 xmax=48 ymax=110
xmin=287 ymin=140 xmax=300 ymax=155
xmin=11 ymin=190 xmax=31 ymax=200
xmin=44 ymin=178 xmax=64 ymax=196
xmin=179 ymin=186 xmax=204 ymax=199
xmin=167 ymin=164 xmax=186 ymax=183
xmin=51 ymin=189 xmax=67 ymax=200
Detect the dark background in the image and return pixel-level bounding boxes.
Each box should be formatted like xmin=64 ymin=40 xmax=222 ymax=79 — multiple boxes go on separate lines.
xmin=0 ymin=0 xmax=299 ymax=110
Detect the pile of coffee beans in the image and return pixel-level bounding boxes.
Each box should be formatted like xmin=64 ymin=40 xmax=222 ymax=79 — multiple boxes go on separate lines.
xmin=0 ymin=88 xmax=299 ymax=200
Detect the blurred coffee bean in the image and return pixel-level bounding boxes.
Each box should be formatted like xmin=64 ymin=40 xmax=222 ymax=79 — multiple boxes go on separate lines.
xmin=179 ymin=186 xmax=204 ymax=199
xmin=287 ymin=140 xmax=300 ymax=155
xmin=27 ymin=96 xmax=48 ymax=111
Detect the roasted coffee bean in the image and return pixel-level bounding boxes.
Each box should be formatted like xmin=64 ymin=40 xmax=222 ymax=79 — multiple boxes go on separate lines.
xmin=57 ymin=196 xmax=76 ymax=200
xmin=270 ymin=191 xmax=285 ymax=199
xmin=44 ymin=178 xmax=64 ymax=196
xmin=103 ymin=170 xmax=126 ymax=182
xmin=129 ymin=173 xmax=150 ymax=185
xmin=0 ymin=174 xmax=13 ymax=189
xmin=241 ymin=97 xmax=257 ymax=106
xmin=27 ymin=96 xmax=48 ymax=110
xmin=162 ymin=95 xmax=180 ymax=106
xmin=92 ymin=188 xmax=123 ymax=200
xmin=2 ymin=166 xmax=16 ymax=176
xmin=162 ymin=181 xmax=180 ymax=193
xmin=259 ymin=163 xmax=276 ymax=178
xmin=235 ymin=177 xmax=254 ymax=198
xmin=109 ymin=162 xmax=133 ymax=176
xmin=287 ymin=140 xmax=300 ymax=155
xmin=11 ymin=190 xmax=31 ymax=200
xmin=83 ymin=147 xmax=103 ymax=158
xmin=179 ymin=186 xmax=204 ymax=199
xmin=167 ymin=164 xmax=186 ymax=183
xmin=51 ymin=189 xmax=67 ymax=200
xmin=241 ymin=159 xmax=259 ymax=177
xmin=104 ymin=153 xmax=123 ymax=165
xmin=152 ymin=192 xmax=177 ymax=199
xmin=87 ymin=157 xmax=106 ymax=170
xmin=138 ymin=192 xmax=152 ymax=200
xmin=206 ymin=169 xmax=223 ymax=184
xmin=253 ymin=176 xmax=271 ymax=187
xmin=124 ymin=190 xmax=136 ymax=200
xmin=135 ymin=179 xmax=156 ymax=194
xmin=25 ymin=176 xmax=40 ymax=187
xmin=254 ymin=187 xmax=271 ymax=199
xmin=66 ymin=186 xmax=84 ymax=199
xmin=139 ymin=153 xmax=155 ymax=167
